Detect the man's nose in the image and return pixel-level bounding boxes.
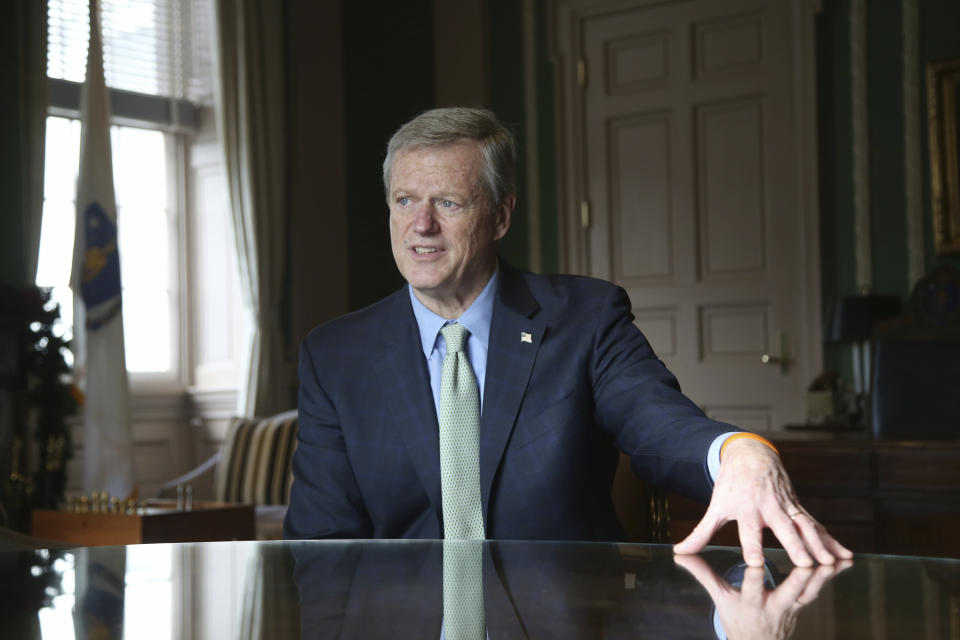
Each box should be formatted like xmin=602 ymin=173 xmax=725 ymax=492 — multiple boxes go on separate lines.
xmin=412 ymin=201 xmax=440 ymax=234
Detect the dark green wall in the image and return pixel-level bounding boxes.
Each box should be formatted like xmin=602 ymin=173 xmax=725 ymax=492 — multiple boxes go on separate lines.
xmin=867 ymin=0 xmax=908 ymax=296
xmin=817 ymin=0 xmax=960 ymax=310
xmin=816 ymin=0 xmax=855 ymax=308
xmin=487 ymin=0 xmax=560 ymax=275
xmin=533 ymin=0 xmax=560 ymax=275
xmin=0 ymin=2 xmax=25 ymax=286
xmin=816 ymin=0 xmax=960 ymax=376
xmin=341 ymin=0 xmax=433 ymax=311
xmin=488 ymin=0 xmax=529 ymax=272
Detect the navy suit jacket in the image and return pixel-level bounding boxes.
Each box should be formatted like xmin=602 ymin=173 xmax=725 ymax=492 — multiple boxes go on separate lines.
xmin=284 ymin=262 xmax=732 ymax=541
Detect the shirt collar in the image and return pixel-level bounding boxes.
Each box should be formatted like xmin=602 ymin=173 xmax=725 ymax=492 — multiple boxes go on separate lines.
xmin=409 ymin=266 xmax=499 ymax=359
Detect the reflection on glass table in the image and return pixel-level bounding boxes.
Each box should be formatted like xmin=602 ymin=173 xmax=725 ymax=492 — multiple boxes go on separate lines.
xmin=0 ymin=540 xmax=958 ymax=639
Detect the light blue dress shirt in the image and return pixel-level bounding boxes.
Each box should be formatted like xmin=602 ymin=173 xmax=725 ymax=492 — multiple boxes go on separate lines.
xmin=408 ymin=267 xmax=731 ymax=483
xmin=409 ymin=268 xmax=499 ymax=417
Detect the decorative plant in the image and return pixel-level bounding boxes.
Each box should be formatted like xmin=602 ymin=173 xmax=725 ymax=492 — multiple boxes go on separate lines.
xmin=0 ymin=285 xmax=78 ymax=532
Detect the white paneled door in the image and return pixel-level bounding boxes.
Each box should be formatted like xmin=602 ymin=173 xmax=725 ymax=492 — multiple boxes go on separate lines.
xmin=557 ymin=0 xmax=822 ymax=428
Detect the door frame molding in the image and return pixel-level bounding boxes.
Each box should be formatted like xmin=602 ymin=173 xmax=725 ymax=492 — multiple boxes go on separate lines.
xmin=550 ymin=0 xmax=824 ymax=378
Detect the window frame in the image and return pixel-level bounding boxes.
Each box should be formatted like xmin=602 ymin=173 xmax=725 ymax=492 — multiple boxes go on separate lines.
xmin=47 ymin=76 xmax=195 ymax=392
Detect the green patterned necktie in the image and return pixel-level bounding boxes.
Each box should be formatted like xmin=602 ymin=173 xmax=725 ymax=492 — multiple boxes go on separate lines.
xmin=438 ymin=322 xmax=484 ymax=540
xmin=438 ymin=323 xmax=485 ymax=640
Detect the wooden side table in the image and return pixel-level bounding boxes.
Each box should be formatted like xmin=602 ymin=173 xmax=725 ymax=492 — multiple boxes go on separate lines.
xmin=31 ymin=500 xmax=255 ymax=547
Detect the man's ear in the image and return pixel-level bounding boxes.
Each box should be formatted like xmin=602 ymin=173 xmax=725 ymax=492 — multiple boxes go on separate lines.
xmin=493 ymin=194 xmax=515 ymax=241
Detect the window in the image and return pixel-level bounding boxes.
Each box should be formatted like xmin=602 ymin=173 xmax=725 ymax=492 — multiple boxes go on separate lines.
xmin=39 ymin=118 xmax=176 ymax=374
xmin=47 ymin=0 xmax=211 ymax=100
xmin=37 ymin=0 xmax=245 ymax=391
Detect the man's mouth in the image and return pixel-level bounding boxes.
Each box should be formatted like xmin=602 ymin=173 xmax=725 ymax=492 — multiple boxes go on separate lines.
xmin=413 ymin=247 xmax=439 ymax=254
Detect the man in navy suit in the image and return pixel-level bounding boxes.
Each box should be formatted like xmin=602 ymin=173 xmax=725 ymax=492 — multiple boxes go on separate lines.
xmin=284 ymin=107 xmax=850 ymax=568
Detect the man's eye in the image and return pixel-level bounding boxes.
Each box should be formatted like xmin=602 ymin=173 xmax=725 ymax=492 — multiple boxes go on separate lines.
xmin=440 ymin=200 xmax=456 ymax=209
xmin=397 ymin=197 xmax=410 ymax=206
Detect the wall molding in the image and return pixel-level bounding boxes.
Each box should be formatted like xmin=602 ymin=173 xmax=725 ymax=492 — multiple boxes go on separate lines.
xmin=903 ymin=0 xmax=924 ymax=289
xmin=188 ymin=388 xmax=239 ymax=421
xmin=524 ymin=0 xmax=543 ymax=273
xmin=129 ymin=391 xmax=188 ymax=422
xmin=851 ymin=0 xmax=872 ymax=293
xmin=795 ymin=0 xmax=825 ymax=377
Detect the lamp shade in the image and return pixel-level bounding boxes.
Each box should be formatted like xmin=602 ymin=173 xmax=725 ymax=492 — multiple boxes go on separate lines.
xmin=825 ymin=295 xmax=902 ymax=343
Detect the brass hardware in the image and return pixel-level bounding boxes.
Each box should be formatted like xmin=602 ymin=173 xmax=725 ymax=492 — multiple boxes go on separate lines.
xmin=646 ymin=487 xmax=670 ymax=543
xmin=45 ymin=435 xmax=65 ymax=471
xmin=761 ymin=331 xmax=793 ymax=373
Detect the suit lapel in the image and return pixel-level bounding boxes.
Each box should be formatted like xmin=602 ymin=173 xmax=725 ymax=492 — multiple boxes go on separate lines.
xmin=372 ymin=291 xmax=443 ymax=517
xmin=479 ymin=266 xmax=545 ymax=520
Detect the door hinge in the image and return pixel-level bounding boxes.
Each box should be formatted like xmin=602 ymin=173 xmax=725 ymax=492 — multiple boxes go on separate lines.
xmin=580 ymin=200 xmax=591 ymax=229
xmin=577 ymin=58 xmax=587 ymax=88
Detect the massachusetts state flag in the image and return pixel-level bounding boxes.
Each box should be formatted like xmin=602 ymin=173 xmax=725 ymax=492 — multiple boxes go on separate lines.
xmin=70 ymin=0 xmax=135 ymax=499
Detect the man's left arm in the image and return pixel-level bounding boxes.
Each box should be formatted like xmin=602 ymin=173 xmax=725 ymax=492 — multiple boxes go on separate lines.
xmin=588 ymin=283 xmax=851 ymax=566
xmin=588 ymin=284 xmax=737 ymax=505
xmin=674 ymin=437 xmax=853 ymax=567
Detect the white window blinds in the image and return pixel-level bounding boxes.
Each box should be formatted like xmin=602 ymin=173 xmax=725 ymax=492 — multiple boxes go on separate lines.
xmin=47 ymin=0 xmax=213 ymax=105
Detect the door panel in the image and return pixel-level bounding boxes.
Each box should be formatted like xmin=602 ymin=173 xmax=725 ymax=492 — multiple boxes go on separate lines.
xmin=609 ymin=113 xmax=674 ymax=283
xmin=697 ymin=98 xmax=766 ymax=276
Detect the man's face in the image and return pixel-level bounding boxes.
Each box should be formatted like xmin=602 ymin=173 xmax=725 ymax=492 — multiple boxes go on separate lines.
xmin=389 ymin=141 xmax=511 ymax=314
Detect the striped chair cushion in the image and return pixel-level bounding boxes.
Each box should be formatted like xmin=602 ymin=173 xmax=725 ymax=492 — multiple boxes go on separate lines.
xmin=214 ymin=410 xmax=298 ymax=505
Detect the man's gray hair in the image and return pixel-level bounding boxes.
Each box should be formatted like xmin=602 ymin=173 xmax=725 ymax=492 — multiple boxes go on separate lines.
xmin=383 ymin=107 xmax=517 ymax=207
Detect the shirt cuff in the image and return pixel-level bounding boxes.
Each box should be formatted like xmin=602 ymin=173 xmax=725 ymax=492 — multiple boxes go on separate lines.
xmin=707 ymin=432 xmax=742 ymax=484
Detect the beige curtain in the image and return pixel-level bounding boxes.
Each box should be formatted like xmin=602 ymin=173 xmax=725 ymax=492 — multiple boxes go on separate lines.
xmin=212 ymin=0 xmax=287 ymax=416
xmin=18 ymin=0 xmax=47 ymax=283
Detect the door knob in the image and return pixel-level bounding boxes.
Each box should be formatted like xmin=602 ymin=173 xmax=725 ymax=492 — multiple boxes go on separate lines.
xmin=761 ymin=331 xmax=792 ymax=373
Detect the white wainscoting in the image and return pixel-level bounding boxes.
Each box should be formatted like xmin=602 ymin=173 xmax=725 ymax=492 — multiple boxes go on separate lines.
xmin=66 ymin=389 xmax=238 ymax=499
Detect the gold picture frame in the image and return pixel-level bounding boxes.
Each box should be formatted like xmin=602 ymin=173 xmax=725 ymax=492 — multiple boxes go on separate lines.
xmin=928 ymin=59 xmax=960 ymax=254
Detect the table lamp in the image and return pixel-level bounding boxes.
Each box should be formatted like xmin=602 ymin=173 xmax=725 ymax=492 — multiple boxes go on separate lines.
xmin=825 ymin=295 xmax=902 ymax=423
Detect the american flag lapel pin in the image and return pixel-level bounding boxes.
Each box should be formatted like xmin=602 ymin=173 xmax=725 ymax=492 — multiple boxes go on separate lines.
xmin=520 ymin=332 xmax=533 ymax=343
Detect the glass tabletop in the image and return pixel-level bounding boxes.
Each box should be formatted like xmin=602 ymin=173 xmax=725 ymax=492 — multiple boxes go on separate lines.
xmin=1 ymin=540 xmax=958 ymax=639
